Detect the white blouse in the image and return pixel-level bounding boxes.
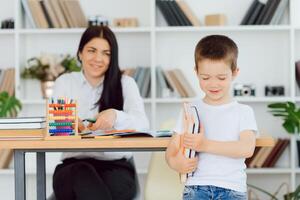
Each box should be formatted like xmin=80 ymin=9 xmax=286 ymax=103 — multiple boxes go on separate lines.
xmin=52 ymin=71 xmax=149 ymax=160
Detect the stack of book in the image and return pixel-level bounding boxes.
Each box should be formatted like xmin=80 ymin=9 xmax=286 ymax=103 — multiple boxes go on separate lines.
xmin=0 ymin=68 xmax=15 ymax=96
xmin=21 ymin=0 xmax=87 ymax=28
xmin=123 ymin=67 xmax=151 ymax=98
xmin=0 ymin=117 xmax=46 ymax=140
xmin=156 ymin=0 xmax=200 ymax=26
xmin=123 ymin=67 xmax=196 ymax=98
xmin=246 ymin=138 xmax=289 ymax=168
xmin=240 ymin=0 xmax=289 ymax=25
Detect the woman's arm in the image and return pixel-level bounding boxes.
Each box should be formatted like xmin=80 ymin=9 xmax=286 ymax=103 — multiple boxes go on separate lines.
xmin=113 ymin=76 xmax=149 ymax=130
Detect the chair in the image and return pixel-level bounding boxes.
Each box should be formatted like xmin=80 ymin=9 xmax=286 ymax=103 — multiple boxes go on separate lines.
xmin=47 ymin=157 xmax=140 ymax=200
xmin=144 ymin=152 xmax=184 ymax=200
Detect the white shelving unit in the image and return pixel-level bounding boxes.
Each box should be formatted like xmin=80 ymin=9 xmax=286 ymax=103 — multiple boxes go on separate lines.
xmin=1 ymin=0 xmax=300 ymax=199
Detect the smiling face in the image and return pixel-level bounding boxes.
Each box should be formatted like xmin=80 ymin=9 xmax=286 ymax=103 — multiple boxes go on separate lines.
xmin=79 ymin=37 xmax=111 ymax=81
xmin=196 ymin=59 xmax=238 ymax=105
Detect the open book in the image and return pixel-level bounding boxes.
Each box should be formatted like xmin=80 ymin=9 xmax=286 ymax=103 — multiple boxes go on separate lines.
xmin=81 ymin=129 xmax=173 ymax=138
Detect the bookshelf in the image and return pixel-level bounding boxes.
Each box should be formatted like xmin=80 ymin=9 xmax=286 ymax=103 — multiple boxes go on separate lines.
xmin=0 ymin=0 xmax=300 ymax=199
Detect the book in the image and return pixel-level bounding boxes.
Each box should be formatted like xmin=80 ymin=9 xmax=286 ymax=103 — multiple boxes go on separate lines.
xmin=255 ymin=146 xmax=274 ymax=168
xmin=0 ymin=117 xmax=46 ymax=129
xmin=156 ymin=0 xmax=177 ymax=26
xmin=249 ymin=146 xmax=266 ymax=168
xmin=173 ymin=1 xmax=192 ymax=26
xmin=40 ymin=0 xmax=54 ymax=28
xmin=240 ymin=0 xmax=258 ymax=25
xmin=270 ymin=0 xmax=288 ymax=25
xmin=179 ymin=102 xmax=200 ymax=183
xmin=175 ymin=0 xmax=200 ymax=26
xmin=44 ymin=0 xmax=60 ymax=28
xmin=81 ymin=129 xmax=173 ymax=138
xmin=21 ymin=0 xmax=36 ymax=28
xmin=245 ymin=146 xmax=261 ymax=167
xmin=295 ymin=61 xmax=300 ymax=89
xmin=261 ymin=0 xmax=282 ymax=24
xmin=156 ymin=67 xmax=171 ymax=98
xmin=247 ymin=1 xmax=265 ymax=25
xmin=0 ymin=117 xmax=46 ymax=123
xmin=0 ymin=129 xmax=44 ymax=139
xmin=255 ymin=0 xmax=273 ymax=24
xmin=268 ymin=139 xmax=289 ymax=167
xmin=262 ymin=139 xmax=282 ymax=167
xmin=0 ymin=122 xmax=45 ymax=130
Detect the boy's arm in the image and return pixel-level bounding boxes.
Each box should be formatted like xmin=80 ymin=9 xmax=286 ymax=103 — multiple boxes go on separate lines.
xmin=183 ymin=130 xmax=256 ymax=158
xmin=165 ymin=134 xmax=198 ymax=174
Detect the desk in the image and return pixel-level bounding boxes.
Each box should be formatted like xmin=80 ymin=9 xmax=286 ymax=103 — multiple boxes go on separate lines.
xmin=0 ymin=137 xmax=274 ymax=200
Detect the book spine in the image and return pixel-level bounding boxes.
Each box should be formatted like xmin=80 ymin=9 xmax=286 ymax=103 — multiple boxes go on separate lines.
xmin=240 ymin=0 xmax=258 ymax=25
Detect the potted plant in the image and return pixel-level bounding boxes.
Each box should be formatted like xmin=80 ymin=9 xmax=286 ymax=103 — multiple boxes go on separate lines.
xmin=268 ymin=102 xmax=300 ymax=134
xmin=268 ymin=102 xmax=300 ymax=165
xmin=0 ymin=91 xmax=22 ymax=117
xmin=21 ymin=54 xmax=81 ymax=99
xmin=248 ymin=183 xmax=300 ymax=200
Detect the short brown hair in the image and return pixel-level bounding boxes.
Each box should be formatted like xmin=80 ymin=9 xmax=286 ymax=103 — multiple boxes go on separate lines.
xmin=194 ymin=35 xmax=238 ymax=72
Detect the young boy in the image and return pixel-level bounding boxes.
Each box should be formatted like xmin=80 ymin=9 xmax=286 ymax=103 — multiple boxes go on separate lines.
xmin=166 ymin=35 xmax=258 ymax=200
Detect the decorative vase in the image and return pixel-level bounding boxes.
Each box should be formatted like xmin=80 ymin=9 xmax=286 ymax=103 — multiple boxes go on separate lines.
xmin=40 ymin=81 xmax=54 ymax=99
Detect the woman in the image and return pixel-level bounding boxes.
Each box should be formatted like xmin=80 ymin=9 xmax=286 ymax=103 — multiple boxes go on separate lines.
xmin=52 ymin=26 xmax=149 ymax=200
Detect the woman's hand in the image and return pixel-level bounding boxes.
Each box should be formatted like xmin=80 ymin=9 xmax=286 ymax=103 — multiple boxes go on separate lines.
xmin=88 ymin=109 xmax=117 ymax=131
xmin=77 ymin=118 xmax=87 ymax=133
xmin=183 ymin=123 xmax=206 ymax=152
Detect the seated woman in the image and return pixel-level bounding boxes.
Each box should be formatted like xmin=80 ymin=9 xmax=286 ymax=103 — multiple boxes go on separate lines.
xmin=52 ymin=25 xmax=149 ymax=200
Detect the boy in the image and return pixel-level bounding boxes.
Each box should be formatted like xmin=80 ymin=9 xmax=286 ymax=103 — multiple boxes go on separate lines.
xmin=166 ymin=35 xmax=257 ymax=200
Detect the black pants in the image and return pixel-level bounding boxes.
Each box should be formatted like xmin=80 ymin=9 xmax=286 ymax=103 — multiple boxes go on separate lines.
xmin=53 ymin=158 xmax=137 ymax=200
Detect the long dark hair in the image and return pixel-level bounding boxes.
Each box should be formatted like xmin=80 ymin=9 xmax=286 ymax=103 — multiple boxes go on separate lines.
xmin=77 ymin=26 xmax=123 ymax=112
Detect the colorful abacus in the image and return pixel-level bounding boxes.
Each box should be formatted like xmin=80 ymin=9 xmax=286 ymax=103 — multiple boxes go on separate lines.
xmin=45 ymin=98 xmax=81 ymax=140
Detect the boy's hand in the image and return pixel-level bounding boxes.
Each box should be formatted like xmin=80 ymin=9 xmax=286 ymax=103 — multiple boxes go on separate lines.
xmin=172 ymin=150 xmax=198 ymax=174
xmin=88 ymin=109 xmax=117 ymax=131
xmin=183 ymin=123 xmax=206 ymax=152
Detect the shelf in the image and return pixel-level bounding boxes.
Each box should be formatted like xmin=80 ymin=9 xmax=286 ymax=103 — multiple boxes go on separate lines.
xmin=21 ymin=99 xmax=152 ymax=105
xmin=154 ymin=97 xmax=292 ymax=104
xmin=18 ymin=27 xmax=151 ymax=35
xmin=0 ymin=29 xmax=14 ymax=35
xmin=246 ymin=168 xmax=292 ymax=174
xmin=155 ymin=25 xmax=291 ymax=33
xmin=294 ymin=169 xmax=300 ymax=173
xmin=234 ymin=97 xmax=293 ymax=103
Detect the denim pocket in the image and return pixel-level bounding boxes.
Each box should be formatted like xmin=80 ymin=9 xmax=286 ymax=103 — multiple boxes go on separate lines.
xmin=183 ymin=186 xmax=193 ymax=200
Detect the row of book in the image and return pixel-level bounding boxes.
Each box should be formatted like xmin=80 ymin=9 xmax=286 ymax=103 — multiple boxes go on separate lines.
xmin=0 ymin=68 xmax=15 ymax=96
xmin=21 ymin=0 xmax=87 ymax=28
xmin=246 ymin=138 xmax=289 ymax=168
xmin=241 ymin=0 xmax=289 ymax=25
xmin=156 ymin=0 xmax=200 ymax=26
xmin=123 ymin=67 xmax=196 ymax=98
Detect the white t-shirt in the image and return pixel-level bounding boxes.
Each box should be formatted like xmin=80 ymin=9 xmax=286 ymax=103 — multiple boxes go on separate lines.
xmin=174 ymin=99 xmax=258 ymax=192
xmin=52 ymin=71 xmax=149 ymax=160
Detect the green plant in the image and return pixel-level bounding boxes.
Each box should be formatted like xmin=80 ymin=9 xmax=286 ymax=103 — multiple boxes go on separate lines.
xmin=268 ymin=102 xmax=300 ymax=134
xmin=21 ymin=54 xmax=81 ymax=81
xmin=248 ymin=183 xmax=300 ymax=200
xmin=0 ymin=91 xmax=22 ymax=117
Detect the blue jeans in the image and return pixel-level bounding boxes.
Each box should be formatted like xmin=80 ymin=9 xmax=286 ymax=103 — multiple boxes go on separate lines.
xmin=183 ymin=185 xmax=247 ymax=200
